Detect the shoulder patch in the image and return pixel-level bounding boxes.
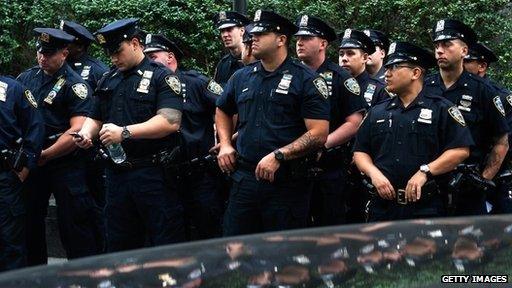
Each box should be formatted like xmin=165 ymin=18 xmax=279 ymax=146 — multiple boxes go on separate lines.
xmin=448 ymin=106 xmax=466 ymax=126
xmin=344 ymin=77 xmax=360 ymax=96
xmin=165 ymin=75 xmax=181 ymax=95
xmin=72 ymin=83 xmax=89 ymax=100
xmin=493 ymin=95 xmax=506 ymax=117
xmin=0 ymin=81 xmax=7 ymax=102
xmin=24 ymin=90 xmax=38 ymax=108
xmin=207 ymin=80 xmax=223 ymax=96
xmin=506 ymin=94 xmax=512 ymax=107
xmin=313 ymin=77 xmax=329 ymax=99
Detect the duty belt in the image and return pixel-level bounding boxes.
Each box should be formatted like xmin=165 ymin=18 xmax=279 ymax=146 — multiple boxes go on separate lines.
xmin=107 ymin=156 xmax=158 ymax=171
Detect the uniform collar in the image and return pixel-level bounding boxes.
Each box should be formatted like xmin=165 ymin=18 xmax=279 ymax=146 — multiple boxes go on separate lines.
xmin=122 ymin=56 xmax=151 ymax=77
xmin=355 ymin=70 xmax=370 ymax=83
xmin=317 ymin=59 xmax=336 ymax=73
xmin=429 ymin=70 xmax=471 ymax=91
xmin=252 ymin=56 xmax=293 ymax=77
xmin=386 ymin=88 xmax=429 ymax=110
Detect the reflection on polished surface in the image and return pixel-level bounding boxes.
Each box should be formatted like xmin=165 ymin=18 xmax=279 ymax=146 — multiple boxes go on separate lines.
xmin=0 ymin=215 xmax=511 ymax=287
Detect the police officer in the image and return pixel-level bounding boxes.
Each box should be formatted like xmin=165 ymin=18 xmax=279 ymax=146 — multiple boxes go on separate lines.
xmin=353 ymin=41 xmax=473 ymax=221
xmin=0 ymin=73 xmax=44 ymax=271
xmin=74 ymin=19 xmax=185 ymax=251
xmin=17 ymin=28 xmax=100 ymax=265
xmin=143 ymin=33 xmax=223 ymax=240
xmin=60 ymin=20 xmax=109 ymax=91
xmin=424 ymin=19 xmax=510 ymax=215
xmin=216 ymin=10 xmax=330 ymax=235
xmin=364 ymin=29 xmax=390 ymax=81
xmin=213 ymin=11 xmax=250 ymax=87
xmin=463 ymin=43 xmax=512 ymax=214
xmin=241 ymin=24 xmax=257 ymax=65
xmin=294 ymin=15 xmax=366 ymax=226
xmin=338 ymin=29 xmax=390 ymax=106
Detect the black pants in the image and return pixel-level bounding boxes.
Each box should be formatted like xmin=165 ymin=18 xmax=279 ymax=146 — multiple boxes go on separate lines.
xmin=24 ymin=160 xmax=101 ymax=266
xmin=309 ymin=169 xmax=348 ymax=226
xmin=0 ymin=170 xmax=26 ymax=271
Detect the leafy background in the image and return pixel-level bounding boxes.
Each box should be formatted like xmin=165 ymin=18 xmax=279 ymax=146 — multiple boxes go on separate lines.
xmin=1 ymin=0 xmax=511 ymax=86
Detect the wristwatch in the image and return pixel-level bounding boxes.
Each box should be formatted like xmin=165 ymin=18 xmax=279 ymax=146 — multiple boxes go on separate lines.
xmin=121 ymin=126 xmax=132 ymax=141
xmin=420 ymin=164 xmax=432 ymax=178
xmin=273 ymin=150 xmax=285 ymax=162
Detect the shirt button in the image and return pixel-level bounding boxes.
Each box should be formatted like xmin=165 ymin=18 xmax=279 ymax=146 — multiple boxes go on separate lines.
xmin=395 ymin=158 xmax=400 ymax=162
xmin=399 ymin=124 xmax=404 ymax=128
xmin=258 ymin=106 xmax=262 ymax=111
xmin=397 ymin=141 xmax=402 ymax=145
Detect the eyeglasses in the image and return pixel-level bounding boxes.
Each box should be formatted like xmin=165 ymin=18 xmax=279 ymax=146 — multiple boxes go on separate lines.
xmin=385 ymin=64 xmax=416 ymax=71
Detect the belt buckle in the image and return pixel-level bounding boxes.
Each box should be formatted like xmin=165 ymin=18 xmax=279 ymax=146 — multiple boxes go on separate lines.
xmin=397 ymin=189 xmax=407 ymax=205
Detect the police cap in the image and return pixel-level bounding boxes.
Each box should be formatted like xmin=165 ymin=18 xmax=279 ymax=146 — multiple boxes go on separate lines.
xmin=249 ymin=10 xmax=298 ymax=36
xmin=60 ymin=20 xmax=95 ymax=44
xmin=294 ymin=15 xmax=336 ymax=42
xmin=33 ymin=27 xmax=74 ymax=54
xmin=384 ymin=41 xmax=436 ymax=69
xmin=431 ymin=19 xmax=477 ymax=45
xmin=95 ymin=18 xmax=140 ymax=55
xmin=363 ymin=29 xmax=390 ymax=51
xmin=213 ymin=11 xmax=250 ymax=30
xmin=144 ymin=34 xmax=184 ymax=60
xmin=339 ymin=29 xmax=376 ymax=54
xmin=465 ymin=42 xmax=498 ymax=64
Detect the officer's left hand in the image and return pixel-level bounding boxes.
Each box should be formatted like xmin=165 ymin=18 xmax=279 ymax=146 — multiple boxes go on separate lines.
xmin=256 ymin=153 xmax=280 ymax=182
xmin=99 ymin=123 xmax=123 ymax=146
xmin=405 ymin=171 xmax=428 ymax=202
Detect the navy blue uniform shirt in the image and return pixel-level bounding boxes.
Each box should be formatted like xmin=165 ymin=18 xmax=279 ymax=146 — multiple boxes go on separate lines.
xmin=0 ymin=76 xmax=45 ymax=169
xmin=214 ymin=53 xmax=244 ymax=87
xmin=354 ymin=90 xmax=474 ymax=189
xmin=90 ymin=57 xmax=183 ymax=158
xmin=216 ymin=57 xmax=330 ymax=163
xmin=68 ymin=54 xmax=109 ymax=91
xmin=18 ymin=63 xmax=92 ymax=141
xmin=176 ymin=69 xmax=221 ymax=159
xmin=355 ymin=70 xmax=389 ymax=106
xmin=424 ymin=71 xmax=509 ymax=165
xmin=318 ymin=59 xmax=366 ymax=132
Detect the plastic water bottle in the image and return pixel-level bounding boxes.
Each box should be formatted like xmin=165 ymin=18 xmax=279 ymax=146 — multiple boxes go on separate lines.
xmin=107 ymin=143 xmax=126 ymax=164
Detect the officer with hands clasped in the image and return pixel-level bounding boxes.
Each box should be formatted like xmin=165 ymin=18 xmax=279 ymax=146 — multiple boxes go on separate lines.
xmin=353 ymin=41 xmax=474 ymax=221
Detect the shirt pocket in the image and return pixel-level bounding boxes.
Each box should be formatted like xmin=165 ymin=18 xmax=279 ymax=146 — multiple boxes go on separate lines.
xmin=268 ymin=89 xmax=296 ymax=124
xmin=236 ymin=89 xmax=254 ymax=125
xmin=370 ymin=120 xmax=392 ymax=152
xmin=409 ymin=121 xmax=437 ymax=157
xmin=127 ymin=86 xmax=157 ymax=121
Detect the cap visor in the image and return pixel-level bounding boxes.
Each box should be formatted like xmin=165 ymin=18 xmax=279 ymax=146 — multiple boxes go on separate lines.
xmin=143 ymin=46 xmax=166 ymax=53
xmin=294 ymin=29 xmax=319 ymax=37
xmin=218 ymin=23 xmax=237 ymax=30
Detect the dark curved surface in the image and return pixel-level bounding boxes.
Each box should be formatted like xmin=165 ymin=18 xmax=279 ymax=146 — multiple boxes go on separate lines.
xmin=0 ymin=215 xmax=511 ymax=287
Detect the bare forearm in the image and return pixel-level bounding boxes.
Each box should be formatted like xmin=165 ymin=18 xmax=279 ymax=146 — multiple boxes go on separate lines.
xmin=483 ymin=134 xmax=509 ymax=179
xmin=325 ymin=122 xmax=358 ymax=148
xmin=81 ymin=117 xmax=102 ymax=138
xmin=427 ymin=147 xmax=470 ymax=176
xmin=45 ymin=116 xmax=87 ymax=160
xmin=281 ymin=126 xmax=328 ymax=160
xmin=353 ymin=151 xmax=381 ymax=178
xmin=128 ymin=114 xmax=179 ymax=139
xmin=215 ymin=108 xmax=234 ymax=145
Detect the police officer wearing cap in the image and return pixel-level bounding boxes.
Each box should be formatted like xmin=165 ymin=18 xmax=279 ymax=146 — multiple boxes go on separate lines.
xmin=241 ymin=24 xmax=257 ymax=66
xmin=294 ymin=15 xmax=366 ymax=226
xmin=17 ymin=28 xmax=100 ymax=265
xmin=353 ymin=41 xmax=473 ymax=221
xmin=74 ymin=19 xmax=185 ymax=251
xmin=216 ymin=10 xmax=330 ymax=235
xmin=144 ymin=33 xmax=223 ymax=240
xmin=60 ymin=20 xmax=109 ymax=91
xmin=213 ymin=11 xmax=250 ymax=87
xmin=424 ymin=19 xmax=510 ymax=216
xmin=364 ymin=29 xmax=390 ymax=81
xmin=464 ymin=43 xmax=512 ymax=214
xmin=339 ymin=29 xmax=390 ymax=106
xmin=0 ymin=68 xmax=44 ymax=270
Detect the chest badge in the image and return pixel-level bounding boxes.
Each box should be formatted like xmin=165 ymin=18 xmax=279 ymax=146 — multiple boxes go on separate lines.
xmin=458 ymin=94 xmax=472 ymax=112
xmin=81 ymin=66 xmax=91 ymax=80
xmin=44 ymin=77 xmax=66 ymax=105
xmin=418 ymin=108 xmax=433 ymax=124
xmin=363 ymin=84 xmax=376 ymax=104
xmin=137 ymin=70 xmax=153 ymax=94
xmin=0 ymin=81 xmax=8 ymax=102
xmin=276 ymin=73 xmax=293 ymax=94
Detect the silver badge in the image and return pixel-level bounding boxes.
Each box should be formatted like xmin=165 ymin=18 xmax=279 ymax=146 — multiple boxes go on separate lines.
xmin=343 ymin=29 xmax=352 ymax=39
xmin=0 ymin=81 xmax=7 ymax=102
xmin=364 ymin=84 xmax=376 ymax=104
xmin=363 ymin=29 xmax=370 ymax=36
xmin=388 ymin=42 xmax=396 ymax=54
xmin=165 ymin=75 xmax=181 ymax=95
xmin=313 ymin=77 xmax=329 ymax=99
xmin=493 ymin=95 xmax=506 ymax=116
xmin=81 ymin=66 xmax=91 ymax=80
xmin=448 ymin=106 xmax=466 ymax=126
xmin=219 ymin=11 xmax=227 ymax=20
xmin=24 ymin=90 xmax=38 ymax=108
xmin=254 ymin=10 xmax=261 ymax=22
xmin=45 ymin=90 xmax=57 ymax=104
xmin=418 ymin=108 xmax=433 ymax=124
xmin=276 ymin=73 xmax=293 ymax=94
xmin=344 ymin=77 xmax=360 ymax=96
xmin=137 ymin=71 xmax=153 ymax=94
xmin=435 ymin=20 xmax=445 ymax=32
xmin=300 ymin=15 xmax=308 ymax=27
xmin=207 ymin=80 xmax=223 ymax=95
xmin=145 ymin=34 xmax=152 ymax=45
xmin=72 ymin=83 xmax=89 ymax=100
xmin=59 ymin=20 xmax=65 ymax=30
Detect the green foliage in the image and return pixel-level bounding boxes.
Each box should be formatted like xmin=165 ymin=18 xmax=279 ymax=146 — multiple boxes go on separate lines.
xmin=1 ymin=0 xmax=511 ymax=86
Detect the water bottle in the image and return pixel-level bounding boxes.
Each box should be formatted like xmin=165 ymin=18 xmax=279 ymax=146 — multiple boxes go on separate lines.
xmin=107 ymin=143 xmax=126 ymax=164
